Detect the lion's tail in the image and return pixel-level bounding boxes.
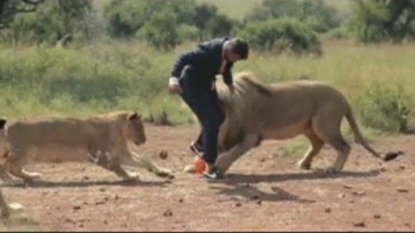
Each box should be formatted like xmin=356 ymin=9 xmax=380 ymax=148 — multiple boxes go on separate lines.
xmin=345 ymin=109 xmax=384 ymax=161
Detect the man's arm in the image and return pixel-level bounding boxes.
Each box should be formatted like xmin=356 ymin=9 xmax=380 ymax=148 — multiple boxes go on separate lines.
xmin=171 ymin=47 xmax=207 ymax=78
xmin=222 ymin=62 xmax=234 ymax=85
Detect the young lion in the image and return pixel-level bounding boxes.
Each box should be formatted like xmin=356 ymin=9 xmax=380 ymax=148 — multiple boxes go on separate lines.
xmin=0 ymin=118 xmax=23 ymax=218
xmin=0 ymin=111 xmax=172 ymax=183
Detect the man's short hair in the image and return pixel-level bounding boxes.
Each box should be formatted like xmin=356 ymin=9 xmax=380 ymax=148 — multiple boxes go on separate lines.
xmin=230 ymin=38 xmax=249 ymax=59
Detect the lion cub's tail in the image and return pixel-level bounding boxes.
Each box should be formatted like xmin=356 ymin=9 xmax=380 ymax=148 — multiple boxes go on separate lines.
xmin=344 ymin=109 xmax=385 ymax=161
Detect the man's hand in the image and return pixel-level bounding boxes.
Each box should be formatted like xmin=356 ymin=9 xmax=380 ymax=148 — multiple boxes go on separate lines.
xmin=168 ymin=77 xmax=182 ymax=94
xmin=227 ymin=84 xmax=235 ymax=94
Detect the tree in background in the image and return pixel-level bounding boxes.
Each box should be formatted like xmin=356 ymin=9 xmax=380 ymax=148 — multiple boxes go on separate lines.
xmin=193 ymin=3 xmax=234 ymax=41
xmin=350 ymin=0 xmax=415 ymax=43
xmin=9 ymin=0 xmax=94 ymax=44
xmin=237 ymin=18 xmax=322 ymax=56
xmin=137 ymin=8 xmax=179 ymax=50
xmin=104 ymin=0 xmax=234 ymax=49
xmin=244 ymin=0 xmax=342 ymax=33
xmin=0 ymin=0 xmax=44 ymax=29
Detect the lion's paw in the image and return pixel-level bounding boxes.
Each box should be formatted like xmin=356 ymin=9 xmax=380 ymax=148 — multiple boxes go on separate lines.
xmin=183 ymin=164 xmax=196 ymax=173
xmin=324 ymin=166 xmax=341 ymax=174
xmin=8 ymin=203 xmax=24 ymax=213
xmin=155 ymin=168 xmax=173 ymax=177
xmin=23 ymin=171 xmax=43 ymax=181
xmin=123 ymin=172 xmax=140 ymax=182
xmin=298 ymin=161 xmax=312 ymax=170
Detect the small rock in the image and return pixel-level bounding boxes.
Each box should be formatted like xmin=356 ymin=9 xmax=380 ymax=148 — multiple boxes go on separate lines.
xmin=379 ymin=167 xmax=388 ymax=172
xmin=104 ymin=220 xmax=108 ymax=225
xmin=65 ymin=218 xmax=75 ymax=224
xmin=251 ymin=195 xmax=260 ymax=200
xmin=352 ymin=191 xmax=366 ymax=197
xmin=396 ymin=188 xmax=409 ymax=193
xmin=399 ymin=165 xmax=405 ymax=170
xmin=374 ymin=214 xmax=381 ymax=219
xmin=343 ymin=185 xmax=353 ymax=189
xmin=83 ymin=176 xmax=90 ymax=180
xmin=234 ymin=202 xmax=242 ymax=207
xmin=163 ymin=209 xmax=173 ymax=217
xmin=95 ymin=200 xmax=105 ymax=205
xmin=73 ymin=205 xmax=81 ymax=210
xmin=178 ymin=198 xmax=184 ymax=203
xmin=325 ymin=208 xmax=331 ymax=213
xmin=260 ymin=158 xmax=266 ymax=163
xmin=353 ymin=221 xmax=366 ymax=227
xmin=115 ymin=195 xmax=119 ymax=200
xmin=338 ymin=193 xmax=346 ymax=198
xmin=159 ymin=150 xmax=168 ymax=160
xmin=99 ymin=187 xmax=106 ymax=192
xmin=250 ymin=195 xmax=262 ymax=205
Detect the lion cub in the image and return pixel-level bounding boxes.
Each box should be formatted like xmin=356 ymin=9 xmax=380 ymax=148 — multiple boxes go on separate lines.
xmin=0 ymin=111 xmax=172 ymax=183
xmin=0 ymin=118 xmax=24 ymax=218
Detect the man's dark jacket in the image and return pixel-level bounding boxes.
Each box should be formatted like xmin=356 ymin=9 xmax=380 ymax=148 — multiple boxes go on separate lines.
xmin=171 ymin=37 xmax=233 ymax=86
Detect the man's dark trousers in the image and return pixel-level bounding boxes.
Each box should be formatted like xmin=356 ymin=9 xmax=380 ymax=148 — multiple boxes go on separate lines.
xmin=179 ymin=65 xmax=224 ymax=165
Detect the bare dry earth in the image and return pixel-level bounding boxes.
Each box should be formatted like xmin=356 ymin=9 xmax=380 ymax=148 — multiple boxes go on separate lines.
xmin=0 ymin=124 xmax=414 ymax=231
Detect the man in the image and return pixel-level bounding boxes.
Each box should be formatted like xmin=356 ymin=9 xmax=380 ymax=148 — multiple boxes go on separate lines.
xmin=168 ymin=37 xmax=249 ymax=179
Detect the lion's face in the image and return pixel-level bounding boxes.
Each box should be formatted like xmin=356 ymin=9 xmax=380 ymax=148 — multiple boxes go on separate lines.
xmin=0 ymin=119 xmax=8 ymax=164
xmin=122 ymin=112 xmax=146 ymax=146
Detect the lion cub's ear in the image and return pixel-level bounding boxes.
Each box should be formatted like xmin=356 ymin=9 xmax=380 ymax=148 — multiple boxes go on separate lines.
xmin=0 ymin=118 xmax=6 ymax=129
xmin=128 ymin=112 xmax=142 ymax=121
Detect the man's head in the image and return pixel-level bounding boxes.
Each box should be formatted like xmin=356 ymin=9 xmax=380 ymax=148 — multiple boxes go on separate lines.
xmin=224 ymin=38 xmax=249 ymax=63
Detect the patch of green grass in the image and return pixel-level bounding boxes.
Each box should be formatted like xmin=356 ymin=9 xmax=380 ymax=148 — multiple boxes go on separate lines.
xmin=1 ymin=39 xmax=415 ymax=135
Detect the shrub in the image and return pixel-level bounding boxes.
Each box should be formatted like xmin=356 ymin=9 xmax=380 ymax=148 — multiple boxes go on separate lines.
xmin=237 ymin=18 xmax=322 ymax=56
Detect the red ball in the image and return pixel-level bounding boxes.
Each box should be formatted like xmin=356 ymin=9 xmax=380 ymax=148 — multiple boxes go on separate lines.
xmin=194 ymin=157 xmax=206 ymax=175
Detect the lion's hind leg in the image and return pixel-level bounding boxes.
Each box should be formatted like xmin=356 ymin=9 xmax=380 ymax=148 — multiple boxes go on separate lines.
xmin=0 ymin=189 xmax=10 ymax=218
xmin=0 ymin=189 xmax=24 ymax=219
xmin=3 ymin=150 xmax=42 ymax=183
xmin=7 ymin=157 xmax=41 ymax=183
xmin=122 ymin=151 xmax=173 ymax=178
xmin=7 ymin=166 xmax=41 ymax=183
xmin=0 ymin=164 xmax=16 ymax=184
xmin=298 ymin=129 xmax=325 ymax=170
xmin=312 ymin=112 xmax=351 ymax=173
xmin=90 ymin=151 xmax=140 ymax=181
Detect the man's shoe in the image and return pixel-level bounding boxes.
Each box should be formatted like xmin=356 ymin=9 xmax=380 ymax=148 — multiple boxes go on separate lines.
xmin=203 ymin=167 xmax=224 ymax=180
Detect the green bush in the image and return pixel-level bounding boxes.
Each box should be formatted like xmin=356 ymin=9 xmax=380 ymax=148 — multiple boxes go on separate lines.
xmin=349 ymin=0 xmax=415 ymax=44
xmin=136 ymin=8 xmax=180 ymax=50
xmin=103 ymin=0 xmax=234 ymax=48
xmin=244 ymin=0 xmax=342 ymax=33
xmin=237 ymin=18 xmax=322 ymax=56
xmin=322 ymin=26 xmax=351 ymax=40
xmin=9 ymin=0 xmax=94 ymax=45
xmin=353 ymin=81 xmax=412 ymax=133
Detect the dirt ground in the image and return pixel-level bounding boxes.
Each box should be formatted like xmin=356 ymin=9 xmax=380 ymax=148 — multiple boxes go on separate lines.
xmin=0 ymin=124 xmax=414 ymax=231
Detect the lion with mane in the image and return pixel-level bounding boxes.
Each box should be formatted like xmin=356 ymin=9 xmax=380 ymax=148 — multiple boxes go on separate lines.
xmin=185 ymin=72 xmax=398 ymax=175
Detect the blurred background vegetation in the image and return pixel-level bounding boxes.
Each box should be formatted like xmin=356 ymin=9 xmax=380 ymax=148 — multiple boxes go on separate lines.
xmin=0 ymin=0 xmax=415 ymax=136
